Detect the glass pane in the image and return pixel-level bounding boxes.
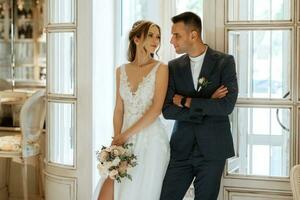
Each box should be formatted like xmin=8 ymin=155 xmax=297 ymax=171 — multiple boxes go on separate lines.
xmin=228 ymin=0 xmax=291 ymax=21
xmin=228 ymin=107 xmax=290 ymax=177
xmin=228 ymin=30 xmax=291 ymax=99
xmin=49 ymin=0 xmax=75 ymax=24
xmin=48 ymin=32 xmax=75 ymax=95
xmin=121 ymin=0 xmax=147 ymax=36
xmin=176 ymin=0 xmax=203 ymax=18
xmin=48 ymin=102 xmax=75 ymax=166
xmin=14 ymin=65 xmax=34 ymax=80
xmin=0 ymin=40 xmax=12 ymax=83
xmin=15 ymin=41 xmax=34 ymax=66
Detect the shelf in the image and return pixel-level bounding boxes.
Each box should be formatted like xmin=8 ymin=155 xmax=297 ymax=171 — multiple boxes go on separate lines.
xmin=0 ymin=39 xmax=46 ymax=42
xmin=15 ymin=39 xmax=34 ymax=42
xmin=0 ymin=0 xmax=46 ymax=89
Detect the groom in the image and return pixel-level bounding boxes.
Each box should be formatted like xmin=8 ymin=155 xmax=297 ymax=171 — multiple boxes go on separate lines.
xmin=160 ymin=12 xmax=238 ymax=200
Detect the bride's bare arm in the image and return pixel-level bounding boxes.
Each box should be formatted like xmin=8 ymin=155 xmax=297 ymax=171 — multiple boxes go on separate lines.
xmin=113 ymin=67 xmax=124 ymax=138
xmin=112 ymin=64 xmax=168 ymax=145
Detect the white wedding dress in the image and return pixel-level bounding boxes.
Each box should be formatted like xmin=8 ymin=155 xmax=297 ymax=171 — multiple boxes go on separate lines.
xmin=92 ymin=62 xmax=170 ymax=200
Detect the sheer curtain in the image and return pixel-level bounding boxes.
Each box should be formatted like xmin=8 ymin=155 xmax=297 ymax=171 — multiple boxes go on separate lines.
xmin=92 ymin=0 xmax=115 ymax=189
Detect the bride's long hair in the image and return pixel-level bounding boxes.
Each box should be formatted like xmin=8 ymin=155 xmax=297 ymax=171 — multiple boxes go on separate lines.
xmin=127 ymin=20 xmax=161 ymax=62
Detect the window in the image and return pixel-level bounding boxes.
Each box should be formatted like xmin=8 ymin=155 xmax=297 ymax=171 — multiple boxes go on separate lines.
xmin=228 ymin=29 xmax=291 ymax=99
xmin=227 ymin=0 xmax=291 ymax=21
xmin=116 ymin=0 xmax=204 ymax=65
xmin=229 ymin=107 xmax=290 ymax=176
xmin=226 ymin=0 xmax=296 ymax=178
xmin=176 ymin=0 xmax=203 ymax=21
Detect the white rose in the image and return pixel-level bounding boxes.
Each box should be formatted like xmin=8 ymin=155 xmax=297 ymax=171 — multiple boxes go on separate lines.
xmin=109 ymin=169 xmax=118 ymax=179
xmin=105 ymin=145 xmax=116 ymax=152
xmin=99 ymin=151 xmax=109 ymax=162
xmin=97 ymin=163 xmax=108 ymax=176
xmin=104 ymin=161 xmax=113 ymax=169
xmin=116 ymin=146 xmax=126 ymax=155
xmin=112 ymin=149 xmax=120 ymax=156
xmin=112 ymin=157 xmax=121 ymax=167
xmin=198 ymin=77 xmax=205 ymax=85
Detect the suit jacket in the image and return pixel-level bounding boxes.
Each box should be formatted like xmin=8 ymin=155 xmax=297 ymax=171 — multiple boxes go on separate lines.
xmin=162 ymin=47 xmax=238 ymax=160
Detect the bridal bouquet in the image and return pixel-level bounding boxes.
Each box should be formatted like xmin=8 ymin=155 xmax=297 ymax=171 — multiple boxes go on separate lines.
xmin=96 ymin=143 xmax=137 ymax=183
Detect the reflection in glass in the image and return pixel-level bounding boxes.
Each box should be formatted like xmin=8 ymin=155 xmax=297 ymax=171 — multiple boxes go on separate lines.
xmin=49 ymin=0 xmax=75 ymax=24
xmin=228 ymin=30 xmax=291 ymax=99
xmin=49 ymin=102 xmax=75 ymax=166
xmin=48 ymin=32 xmax=75 ymax=95
xmin=228 ymin=107 xmax=290 ymax=177
xmin=228 ymin=0 xmax=291 ymax=21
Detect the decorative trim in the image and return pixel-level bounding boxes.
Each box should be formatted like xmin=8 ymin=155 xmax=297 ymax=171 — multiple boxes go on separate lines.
xmin=44 ymin=172 xmax=77 ymax=200
xmin=224 ymin=187 xmax=292 ymax=200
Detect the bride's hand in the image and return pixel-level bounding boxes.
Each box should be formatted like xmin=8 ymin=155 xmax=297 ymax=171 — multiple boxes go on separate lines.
xmin=112 ymin=133 xmax=130 ymax=146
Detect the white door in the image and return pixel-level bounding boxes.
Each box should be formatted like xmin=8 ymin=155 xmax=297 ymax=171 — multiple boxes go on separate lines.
xmin=44 ymin=0 xmax=93 ymax=199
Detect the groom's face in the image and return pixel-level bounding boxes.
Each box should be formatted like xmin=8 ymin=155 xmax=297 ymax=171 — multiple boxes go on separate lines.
xmin=170 ymin=22 xmax=192 ymax=54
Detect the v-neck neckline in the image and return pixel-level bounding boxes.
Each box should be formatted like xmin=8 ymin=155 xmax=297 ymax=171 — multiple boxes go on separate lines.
xmin=124 ymin=62 xmax=160 ymax=96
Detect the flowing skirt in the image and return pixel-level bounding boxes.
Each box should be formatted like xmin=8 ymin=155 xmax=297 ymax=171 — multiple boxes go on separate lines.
xmin=92 ymin=119 xmax=170 ymax=200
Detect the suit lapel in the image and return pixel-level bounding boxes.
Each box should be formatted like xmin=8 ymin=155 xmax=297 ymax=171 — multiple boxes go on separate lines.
xmin=197 ymin=47 xmax=217 ymax=91
xmin=180 ymin=55 xmax=195 ymax=92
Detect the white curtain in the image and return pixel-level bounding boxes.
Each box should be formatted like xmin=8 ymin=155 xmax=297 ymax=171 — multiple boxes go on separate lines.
xmin=92 ymin=0 xmax=115 ymax=190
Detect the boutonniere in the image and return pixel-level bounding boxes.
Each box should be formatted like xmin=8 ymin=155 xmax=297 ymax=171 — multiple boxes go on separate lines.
xmin=197 ymin=77 xmax=210 ymax=92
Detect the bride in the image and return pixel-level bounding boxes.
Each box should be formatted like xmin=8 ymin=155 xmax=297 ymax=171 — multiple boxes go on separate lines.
xmin=92 ymin=20 xmax=170 ymax=200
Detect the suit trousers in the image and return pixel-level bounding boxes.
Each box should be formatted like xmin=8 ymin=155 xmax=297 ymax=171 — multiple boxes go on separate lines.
xmin=160 ymin=143 xmax=226 ymax=200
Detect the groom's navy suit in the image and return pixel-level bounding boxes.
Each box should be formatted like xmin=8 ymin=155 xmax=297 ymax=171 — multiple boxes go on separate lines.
xmin=160 ymin=47 xmax=238 ymax=200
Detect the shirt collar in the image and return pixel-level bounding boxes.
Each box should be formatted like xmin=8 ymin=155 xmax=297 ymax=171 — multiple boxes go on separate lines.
xmin=189 ymin=48 xmax=207 ymax=63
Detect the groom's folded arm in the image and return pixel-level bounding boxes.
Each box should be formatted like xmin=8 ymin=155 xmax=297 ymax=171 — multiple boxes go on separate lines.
xmin=162 ymin=65 xmax=204 ymax=123
xmin=190 ymin=56 xmax=238 ymax=116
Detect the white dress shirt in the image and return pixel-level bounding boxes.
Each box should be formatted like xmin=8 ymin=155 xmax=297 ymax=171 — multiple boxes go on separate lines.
xmin=189 ymin=49 xmax=207 ymax=90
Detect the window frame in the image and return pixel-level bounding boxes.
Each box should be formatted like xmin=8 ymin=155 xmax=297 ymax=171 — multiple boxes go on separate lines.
xmin=224 ymin=0 xmax=295 ymax=24
xmin=223 ymin=0 xmax=298 ymax=180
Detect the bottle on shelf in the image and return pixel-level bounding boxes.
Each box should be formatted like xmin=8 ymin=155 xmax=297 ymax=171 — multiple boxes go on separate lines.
xmin=17 ymin=4 xmax=27 ymax=20
xmin=27 ymin=8 xmax=32 ymax=19
xmin=0 ymin=3 xmax=4 ymax=19
xmin=25 ymin=22 xmax=32 ymax=38
xmin=18 ymin=24 xmax=26 ymax=39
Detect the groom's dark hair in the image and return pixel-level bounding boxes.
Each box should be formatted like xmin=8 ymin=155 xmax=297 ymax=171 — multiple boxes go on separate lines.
xmin=171 ymin=12 xmax=202 ymax=38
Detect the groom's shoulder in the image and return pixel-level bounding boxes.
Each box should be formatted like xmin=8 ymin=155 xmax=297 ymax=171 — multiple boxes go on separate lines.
xmin=208 ymin=47 xmax=233 ymax=60
xmin=168 ymin=54 xmax=187 ymax=67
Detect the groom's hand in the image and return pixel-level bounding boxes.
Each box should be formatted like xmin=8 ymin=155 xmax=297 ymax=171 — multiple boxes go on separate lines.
xmin=173 ymin=94 xmax=191 ymax=108
xmin=173 ymin=94 xmax=183 ymax=107
xmin=211 ymin=85 xmax=228 ymax=99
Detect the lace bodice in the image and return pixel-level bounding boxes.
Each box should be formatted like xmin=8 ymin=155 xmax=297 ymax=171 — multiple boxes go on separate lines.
xmin=119 ymin=62 xmax=161 ymax=129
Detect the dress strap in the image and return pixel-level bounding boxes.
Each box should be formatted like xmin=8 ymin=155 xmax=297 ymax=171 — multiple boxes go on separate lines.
xmin=119 ymin=64 xmax=127 ymax=86
xmin=152 ymin=62 xmax=161 ymax=74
